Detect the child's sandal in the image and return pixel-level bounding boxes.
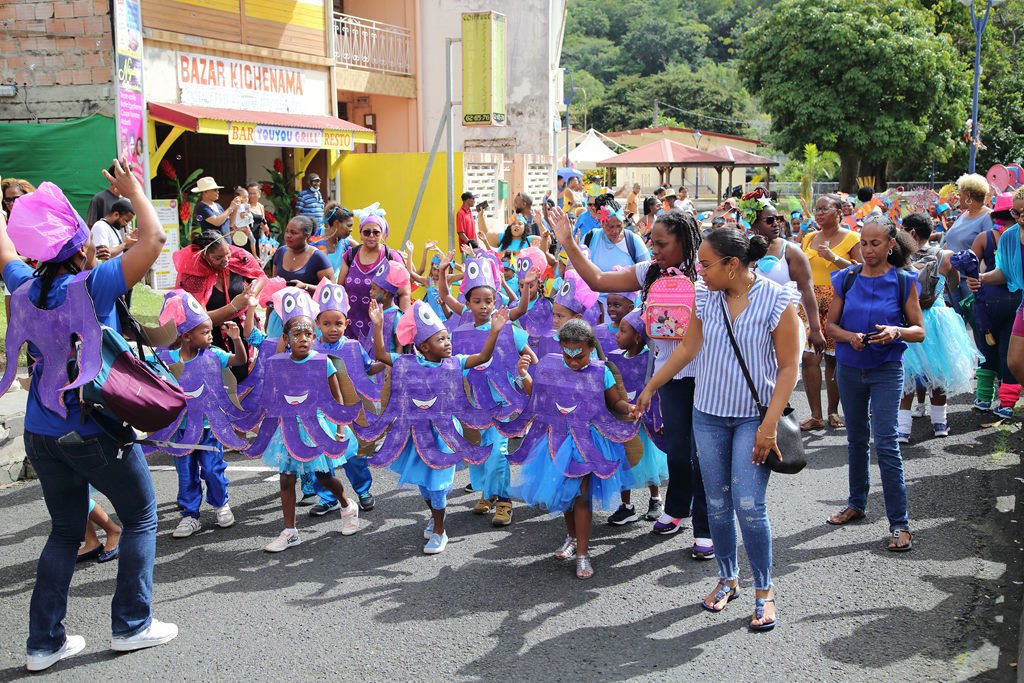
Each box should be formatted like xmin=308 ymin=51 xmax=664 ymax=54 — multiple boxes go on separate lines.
xmin=575 ymin=554 xmax=593 ymax=580
xmin=554 ymin=535 xmax=577 ymax=560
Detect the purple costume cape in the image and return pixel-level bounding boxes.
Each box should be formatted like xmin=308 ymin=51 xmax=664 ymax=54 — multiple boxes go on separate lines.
xmin=143 ymin=350 xmax=249 ymax=455
xmin=517 ymin=296 xmax=554 ymax=349
xmin=0 ymin=272 xmax=103 ymax=417
xmin=499 ymin=355 xmax=638 ymax=478
xmin=236 ymin=338 xmax=280 ymax=412
xmin=451 ymin=321 xmax=527 ymax=417
xmin=357 ymin=355 xmax=493 ymax=468
xmin=235 ymin=353 xmax=359 ymax=461
xmin=608 ymin=348 xmax=665 ymax=451
xmin=314 ymin=340 xmax=381 ymax=402
xmin=594 ymin=323 xmax=617 ymax=356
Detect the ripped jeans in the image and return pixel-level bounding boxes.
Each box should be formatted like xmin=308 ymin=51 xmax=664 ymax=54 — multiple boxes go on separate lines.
xmin=692 ymin=410 xmax=772 ymax=590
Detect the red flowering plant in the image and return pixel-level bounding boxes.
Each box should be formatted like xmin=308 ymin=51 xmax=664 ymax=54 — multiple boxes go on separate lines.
xmin=263 ymin=158 xmax=297 ymax=241
xmin=159 ymin=159 xmax=204 ymax=246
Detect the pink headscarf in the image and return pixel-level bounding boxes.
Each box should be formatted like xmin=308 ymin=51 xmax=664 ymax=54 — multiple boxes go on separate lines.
xmin=7 ymin=182 xmax=89 ymax=262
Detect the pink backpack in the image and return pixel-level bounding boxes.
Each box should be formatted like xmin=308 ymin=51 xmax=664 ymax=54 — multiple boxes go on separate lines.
xmin=642 ymin=268 xmax=695 ymax=341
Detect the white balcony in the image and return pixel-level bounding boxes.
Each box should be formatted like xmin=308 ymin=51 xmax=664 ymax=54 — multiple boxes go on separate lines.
xmin=333 ymin=12 xmax=413 ymax=77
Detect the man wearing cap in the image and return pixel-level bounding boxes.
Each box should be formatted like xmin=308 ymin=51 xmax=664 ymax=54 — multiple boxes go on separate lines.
xmin=457 ymin=191 xmax=484 ymax=249
xmin=296 ymin=173 xmax=325 ymax=220
xmin=192 ymin=176 xmax=244 ymax=236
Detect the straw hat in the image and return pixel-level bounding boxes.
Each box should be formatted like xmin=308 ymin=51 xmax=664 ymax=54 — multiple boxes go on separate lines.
xmin=192 ymin=176 xmax=223 ymax=193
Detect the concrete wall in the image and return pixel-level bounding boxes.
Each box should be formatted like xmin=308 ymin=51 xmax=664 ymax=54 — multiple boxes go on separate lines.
xmin=418 ymin=0 xmax=564 ymax=158
xmin=0 ymin=0 xmax=115 ymax=123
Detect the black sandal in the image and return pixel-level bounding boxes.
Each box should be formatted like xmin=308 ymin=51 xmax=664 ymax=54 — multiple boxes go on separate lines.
xmin=887 ymin=529 xmax=912 ymax=552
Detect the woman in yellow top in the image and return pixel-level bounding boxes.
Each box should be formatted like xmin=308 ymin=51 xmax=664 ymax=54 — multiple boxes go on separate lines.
xmin=800 ymin=194 xmax=862 ymax=430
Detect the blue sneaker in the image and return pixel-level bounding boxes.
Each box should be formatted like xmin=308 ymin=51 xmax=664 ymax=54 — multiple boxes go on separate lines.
xmin=423 ymin=518 xmax=434 ymax=540
xmin=973 ymin=399 xmax=992 ymax=412
xmin=993 ymin=405 xmax=1015 ymax=419
xmin=933 ymin=423 xmax=949 ymax=437
xmin=897 ymin=432 xmax=911 ymax=444
xmin=423 ymin=531 xmax=448 ymax=554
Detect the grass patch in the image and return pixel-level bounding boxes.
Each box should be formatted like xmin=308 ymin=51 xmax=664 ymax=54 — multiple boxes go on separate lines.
xmin=990 ymin=424 xmax=1011 ymax=464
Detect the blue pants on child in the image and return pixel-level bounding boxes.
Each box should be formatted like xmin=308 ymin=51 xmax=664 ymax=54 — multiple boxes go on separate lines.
xmin=304 ymin=458 xmax=373 ymax=504
xmin=418 ymin=486 xmax=448 ymax=510
xmin=174 ymin=431 xmax=229 ymax=518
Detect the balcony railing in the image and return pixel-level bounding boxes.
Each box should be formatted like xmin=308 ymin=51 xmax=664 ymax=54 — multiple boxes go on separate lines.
xmin=333 ymin=12 xmax=413 ymax=77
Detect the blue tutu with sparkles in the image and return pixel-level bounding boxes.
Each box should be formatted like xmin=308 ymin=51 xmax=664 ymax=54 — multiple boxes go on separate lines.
xmin=512 ymin=425 xmax=634 ymax=516
xmin=389 ymin=423 xmax=456 ymax=496
xmin=902 ymin=291 xmax=982 ymax=394
xmin=262 ymin=415 xmax=355 ymax=476
xmin=628 ymin=430 xmax=668 ymax=489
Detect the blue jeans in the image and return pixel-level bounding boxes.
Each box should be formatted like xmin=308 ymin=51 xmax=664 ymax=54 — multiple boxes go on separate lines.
xmin=312 ymin=457 xmax=373 ymax=505
xmin=837 ymin=361 xmax=909 ymax=531
xmin=693 ymin=410 xmax=773 ymax=590
xmin=24 ymin=431 xmax=157 ymax=654
xmin=173 ymin=432 xmax=229 ymax=517
xmin=659 ymin=379 xmax=710 ymax=537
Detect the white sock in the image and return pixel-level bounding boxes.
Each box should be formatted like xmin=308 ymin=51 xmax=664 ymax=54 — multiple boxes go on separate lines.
xmin=930 ymin=405 xmax=947 ymax=425
xmin=285 ymin=527 xmax=298 ymax=536
xmin=897 ymin=409 xmax=912 ymax=433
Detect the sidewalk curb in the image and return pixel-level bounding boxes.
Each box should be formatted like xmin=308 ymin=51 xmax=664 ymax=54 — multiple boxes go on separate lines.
xmin=0 ymin=389 xmax=27 ymax=484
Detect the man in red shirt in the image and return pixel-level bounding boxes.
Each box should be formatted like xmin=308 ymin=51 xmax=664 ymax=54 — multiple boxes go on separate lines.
xmin=456 ymin=191 xmax=481 ymax=249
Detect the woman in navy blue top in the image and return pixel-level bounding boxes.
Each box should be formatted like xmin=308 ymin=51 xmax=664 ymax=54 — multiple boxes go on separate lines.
xmin=825 ymin=216 xmax=924 ymax=553
xmin=0 ymin=161 xmax=178 ymax=671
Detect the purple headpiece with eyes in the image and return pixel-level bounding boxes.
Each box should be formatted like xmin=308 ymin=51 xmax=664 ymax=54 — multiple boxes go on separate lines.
xmin=371 ymin=258 xmax=409 ymax=295
xmin=553 ymin=270 xmax=599 ymax=314
xmin=313 ymin=278 xmax=350 ymax=316
xmin=159 ymin=289 xmax=211 ymax=335
xmin=271 ymin=287 xmax=319 ymax=328
xmin=396 ymin=300 xmax=447 ymax=347
xmin=460 ymin=257 xmax=498 ymax=295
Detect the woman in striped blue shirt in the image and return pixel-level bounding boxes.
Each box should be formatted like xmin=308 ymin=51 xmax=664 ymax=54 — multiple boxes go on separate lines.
xmin=634 ymin=228 xmax=802 ymax=632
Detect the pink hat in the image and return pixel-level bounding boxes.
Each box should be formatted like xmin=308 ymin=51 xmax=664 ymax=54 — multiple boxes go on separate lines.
xmin=371 ymin=259 xmax=409 ymax=295
xmin=553 ymin=269 xmax=599 ymax=314
xmin=516 ymin=246 xmax=547 ymax=282
xmin=271 ymin=287 xmax=319 ymax=328
xmin=259 ymin=277 xmax=288 ymax=308
xmin=159 ymin=289 xmax=211 ymax=335
xmin=395 ymin=300 xmax=447 ymax=347
xmin=7 ymin=182 xmax=89 ymax=262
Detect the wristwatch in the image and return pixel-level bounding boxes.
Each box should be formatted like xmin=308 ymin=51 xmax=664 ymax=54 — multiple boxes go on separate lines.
xmin=894 ymin=328 xmax=902 ymax=339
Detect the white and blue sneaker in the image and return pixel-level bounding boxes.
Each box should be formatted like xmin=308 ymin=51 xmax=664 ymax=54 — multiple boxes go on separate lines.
xmin=993 ymin=405 xmax=1015 ymax=420
xmin=897 ymin=431 xmax=911 ymax=444
xmin=26 ymin=635 xmax=85 ymax=672
xmin=423 ymin=531 xmax=448 ymax=555
xmin=973 ymin=399 xmax=992 ymax=412
xmin=932 ymin=423 xmax=949 ymax=437
xmin=423 ymin=518 xmax=434 ymax=540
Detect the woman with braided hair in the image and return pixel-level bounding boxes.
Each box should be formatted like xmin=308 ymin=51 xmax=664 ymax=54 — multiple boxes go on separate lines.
xmin=549 ymin=206 xmax=714 ymax=560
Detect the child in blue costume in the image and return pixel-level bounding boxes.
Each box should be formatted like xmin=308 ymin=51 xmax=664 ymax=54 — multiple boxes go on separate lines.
xmin=309 ymin=278 xmax=386 ymax=514
xmin=368 ymin=299 xmax=508 ymax=554
xmin=364 ymin=257 xmax=408 ymax=354
xmin=898 ymin=241 xmax=982 ymax=441
xmin=512 ymin=318 xmax=636 ymax=579
xmin=160 ymin=290 xmax=248 ymax=539
xmin=438 ymin=251 xmax=538 ymax=526
xmin=608 ymin=309 xmax=668 ymax=525
xmin=260 ymin=287 xmax=360 ymax=552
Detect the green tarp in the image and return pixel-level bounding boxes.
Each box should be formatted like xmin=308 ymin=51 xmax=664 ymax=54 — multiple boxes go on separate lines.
xmin=0 ymin=114 xmax=116 ymax=218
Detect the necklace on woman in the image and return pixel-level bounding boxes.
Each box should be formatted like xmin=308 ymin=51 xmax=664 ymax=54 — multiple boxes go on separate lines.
xmin=727 ymin=273 xmax=756 ymax=299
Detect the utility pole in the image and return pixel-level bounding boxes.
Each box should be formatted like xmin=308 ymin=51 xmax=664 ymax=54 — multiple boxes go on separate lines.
xmin=653 ymin=99 xmax=659 ymax=127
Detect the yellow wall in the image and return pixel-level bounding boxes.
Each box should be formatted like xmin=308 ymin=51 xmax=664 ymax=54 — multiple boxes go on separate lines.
xmin=338 ymin=152 xmax=464 ymax=254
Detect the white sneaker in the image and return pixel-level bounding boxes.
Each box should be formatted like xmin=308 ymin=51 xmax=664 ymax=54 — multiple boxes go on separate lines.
xmin=911 ymin=403 xmax=927 ymax=418
xmin=26 ymin=635 xmax=85 ymax=672
xmin=264 ymin=529 xmax=300 ymax=553
xmin=172 ymin=516 xmax=200 ymax=538
xmin=215 ymin=504 xmax=235 ymax=528
xmin=340 ymin=499 xmax=359 ymax=536
xmin=110 ymin=619 xmax=178 ymax=652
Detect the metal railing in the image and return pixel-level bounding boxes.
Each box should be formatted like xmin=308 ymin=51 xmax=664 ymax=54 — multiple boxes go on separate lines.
xmin=333 ymin=12 xmax=413 ymax=76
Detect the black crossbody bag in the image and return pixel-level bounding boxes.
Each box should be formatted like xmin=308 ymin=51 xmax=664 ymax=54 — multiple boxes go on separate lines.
xmin=719 ymin=298 xmax=806 ymax=474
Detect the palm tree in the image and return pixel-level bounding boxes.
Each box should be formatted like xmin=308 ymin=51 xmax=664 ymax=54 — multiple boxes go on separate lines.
xmin=781 ymin=143 xmax=840 ymax=208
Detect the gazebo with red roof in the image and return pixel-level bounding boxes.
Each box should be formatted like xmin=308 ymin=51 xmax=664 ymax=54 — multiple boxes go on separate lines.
xmin=598 ymin=138 xmax=735 ymax=200
xmin=708 ymin=145 xmax=780 ymax=193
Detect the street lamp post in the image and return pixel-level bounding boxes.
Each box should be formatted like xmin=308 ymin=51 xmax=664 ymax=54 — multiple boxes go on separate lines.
xmin=961 ymin=0 xmax=1001 ymax=174
xmin=564 ymin=67 xmax=573 ymax=167
xmin=691 ymin=129 xmax=703 ymax=200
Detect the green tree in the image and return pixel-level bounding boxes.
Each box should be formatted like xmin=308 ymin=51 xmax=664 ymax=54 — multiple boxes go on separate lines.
xmin=780 ymin=144 xmax=840 ymax=207
xmin=741 ymin=0 xmax=969 ymax=191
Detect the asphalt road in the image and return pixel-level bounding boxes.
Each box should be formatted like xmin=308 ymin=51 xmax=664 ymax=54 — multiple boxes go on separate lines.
xmin=0 ymin=388 xmax=1021 ymax=682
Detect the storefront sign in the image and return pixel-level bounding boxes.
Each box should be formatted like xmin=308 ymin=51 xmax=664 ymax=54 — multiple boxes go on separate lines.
xmin=113 ymin=0 xmax=147 ymax=188
xmin=177 ymin=53 xmax=306 ymax=114
xmin=228 ymin=122 xmax=355 ymax=150
xmin=152 ymin=199 xmax=179 ymax=289
xmin=461 ymin=11 xmax=506 ymax=127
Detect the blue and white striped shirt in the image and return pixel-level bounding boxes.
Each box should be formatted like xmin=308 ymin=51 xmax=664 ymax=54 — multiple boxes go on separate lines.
xmin=694 ymin=275 xmax=792 ymax=418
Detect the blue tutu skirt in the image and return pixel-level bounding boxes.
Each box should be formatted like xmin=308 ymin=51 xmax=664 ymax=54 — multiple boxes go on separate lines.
xmin=902 ymin=303 xmax=982 ymax=394
xmin=389 ymin=424 xmax=456 ymax=496
xmin=628 ymin=430 xmax=668 ymax=488
xmin=512 ymin=425 xmax=635 ymax=516
xmin=261 ymin=415 xmax=355 ymax=476
xmin=467 ymin=425 xmax=511 ymax=499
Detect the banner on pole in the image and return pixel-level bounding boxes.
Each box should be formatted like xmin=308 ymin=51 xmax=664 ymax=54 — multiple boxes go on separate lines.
xmin=461 ymin=11 xmax=506 ymax=127
xmin=113 ymin=0 xmax=148 ymax=191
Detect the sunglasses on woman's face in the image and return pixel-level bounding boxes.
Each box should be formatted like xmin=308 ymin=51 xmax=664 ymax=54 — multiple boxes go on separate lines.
xmin=763 ymin=216 xmax=783 ymax=225
xmin=361 ymin=229 xmax=381 ymax=236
